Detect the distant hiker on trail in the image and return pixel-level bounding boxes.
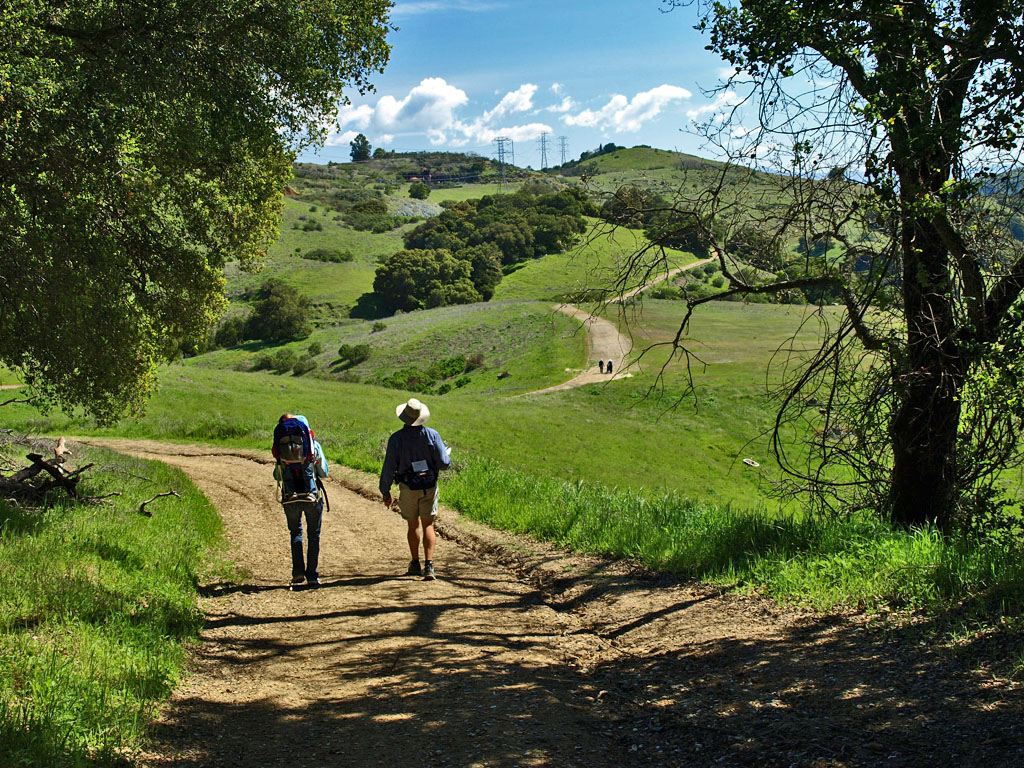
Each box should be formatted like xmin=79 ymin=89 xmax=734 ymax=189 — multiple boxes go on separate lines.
xmin=272 ymin=413 xmax=329 ymax=588
xmin=379 ymin=398 xmax=451 ymax=581
xmin=606 ymin=360 xmax=613 ymax=375
xmin=598 ymin=360 xmax=605 ymax=374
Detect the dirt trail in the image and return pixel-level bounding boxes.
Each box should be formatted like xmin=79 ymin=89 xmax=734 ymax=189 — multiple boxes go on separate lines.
xmin=83 ymin=439 xmax=1023 ymax=767
xmin=525 ymin=258 xmax=714 ymax=395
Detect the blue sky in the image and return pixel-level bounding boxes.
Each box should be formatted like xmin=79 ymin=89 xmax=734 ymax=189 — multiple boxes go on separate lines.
xmin=300 ymin=0 xmax=738 ymax=166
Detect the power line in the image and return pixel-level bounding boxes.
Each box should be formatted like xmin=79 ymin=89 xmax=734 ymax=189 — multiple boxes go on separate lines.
xmin=538 ymin=132 xmax=549 ymax=170
xmin=558 ymin=136 xmax=569 ymax=166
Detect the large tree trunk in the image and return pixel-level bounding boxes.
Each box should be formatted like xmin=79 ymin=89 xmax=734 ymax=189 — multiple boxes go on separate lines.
xmin=887 ymin=204 xmax=964 ymax=529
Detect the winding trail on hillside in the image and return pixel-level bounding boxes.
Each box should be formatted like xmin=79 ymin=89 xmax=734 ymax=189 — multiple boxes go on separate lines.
xmin=524 ymin=258 xmax=713 ymax=396
xmin=77 ymin=437 xmax=1024 ymax=768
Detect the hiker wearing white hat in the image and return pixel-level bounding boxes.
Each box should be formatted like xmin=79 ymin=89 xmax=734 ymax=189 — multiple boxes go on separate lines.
xmin=379 ymin=398 xmax=451 ymax=580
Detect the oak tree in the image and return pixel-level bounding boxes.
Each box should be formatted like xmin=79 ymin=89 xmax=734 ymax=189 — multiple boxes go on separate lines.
xmin=0 ymin=0 xmax=391 ymax=420
xmin=647 ymin=0 xmax=1024 ymax=530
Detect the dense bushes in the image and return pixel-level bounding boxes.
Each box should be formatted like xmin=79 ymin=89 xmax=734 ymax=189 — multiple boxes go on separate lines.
xmin=379 ymin=355 xmax=469 ymax=392
xmin=242 ymin=280 xmax=311 ymax=343
xmin=302 ymin=247 xmax=354 ymax=263
xmin=373 ymin=248 xmax=493 ymax=313
xmin=403 ymin=187 xmax=592 ymax=266
xmin=343 ymin=198 xmax=400 ymax=232
xmin=337 ymin=343 xmax=371 ymax=365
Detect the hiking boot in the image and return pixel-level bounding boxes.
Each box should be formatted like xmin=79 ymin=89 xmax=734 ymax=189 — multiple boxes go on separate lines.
xmin=307 ymin=577 xmax=320 ymax=588
xmin=406 ymin=560 xmax=422 ymax=576
xmin=423 ymin=562 xmax=436 ymax=581
xmin=291 ymin=575 xmax=305 ymax=585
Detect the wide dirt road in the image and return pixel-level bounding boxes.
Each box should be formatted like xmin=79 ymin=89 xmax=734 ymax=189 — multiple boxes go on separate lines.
xmin=84 ymin=439 xmax=1023 ymax=768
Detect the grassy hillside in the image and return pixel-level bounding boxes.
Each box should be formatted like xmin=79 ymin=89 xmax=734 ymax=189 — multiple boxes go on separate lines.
xmin=9 ymin=301 xmax=838 ymax=509
xmin=192 ymin=300 xmax=587 ymax=395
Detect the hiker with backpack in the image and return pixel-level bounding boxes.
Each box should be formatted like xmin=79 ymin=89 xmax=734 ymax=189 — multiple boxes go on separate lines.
xmin=273 ymin=414 xmax=329 ymax=588
xmin=379 ymin=398 xmax=451 ymax=581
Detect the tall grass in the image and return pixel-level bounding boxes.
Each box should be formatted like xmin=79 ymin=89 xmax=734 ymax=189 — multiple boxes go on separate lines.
xmin=442 ymin=459 xmax=1024 ymax=616
xmin=0 ymin=444 xmax=222 ymax=766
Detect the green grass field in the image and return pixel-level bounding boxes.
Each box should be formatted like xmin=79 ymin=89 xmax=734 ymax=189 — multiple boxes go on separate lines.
xmin=0 ymin=443 xmax=222 ymax=766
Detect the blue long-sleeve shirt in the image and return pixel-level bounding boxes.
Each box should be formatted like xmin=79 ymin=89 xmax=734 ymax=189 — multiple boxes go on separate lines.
xmin=379 ymin=425 xmax=450 ymax=495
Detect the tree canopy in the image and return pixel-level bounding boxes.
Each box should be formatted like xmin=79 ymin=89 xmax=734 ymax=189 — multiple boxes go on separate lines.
xmin=0 ymin=0 xmax=391 ymax=420
xmin=649 ymin=0 xmax=1024 ymax=530
xmin=350 ymin=133 xmax=372 ymax=162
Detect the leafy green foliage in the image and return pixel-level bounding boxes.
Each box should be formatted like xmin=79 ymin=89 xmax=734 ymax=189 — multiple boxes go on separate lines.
xmin=337 ymin=343 xmax=371 ymax=365
xmin=292 ymin=356 xmax=317 ymax=376
xmin=214 ymin=316 xmax=247 ymax=348
xmin=373 ymin=249 xmax=483 ymax=313
xmin=242 ymin=280 xmax=312 ymax=343
xmin=403 ymin=187 xmax=590 ymax=266
xmin=302 ymin=247 xmax=355 ymax=263
xmin=349 ymin=133 xmax=371 ymax=162
xmin=409 ymin=180 xmax=431 ymax=199
xmin=0 ymin=0 xmax=392 ymax=420
xmin=378 ymin=355 xmax=467 ymax=391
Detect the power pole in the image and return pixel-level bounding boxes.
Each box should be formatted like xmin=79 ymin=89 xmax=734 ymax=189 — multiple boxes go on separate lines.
xmin=494 ymin=136 xmax=511 ymax=192
xmin=538 ymin=132 xmax=549 ymax=170
xmin=558 ymin=136 xmax=569 ymax=166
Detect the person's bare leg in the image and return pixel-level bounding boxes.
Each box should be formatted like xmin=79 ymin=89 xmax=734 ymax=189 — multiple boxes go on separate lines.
xmin=407 ymin=518 xmax=421 ymax=560
xmin=421 ymin=517 xmax=436 ymax=562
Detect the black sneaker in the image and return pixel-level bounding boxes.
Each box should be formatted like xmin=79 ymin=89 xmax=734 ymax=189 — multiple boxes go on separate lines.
xmin=423 ymin=562 xmax=436 ymax=581
xmin=307 ymin=577 xmax=320 ymax=588
xmin=406 ymin=560 xmax=422 ymax=576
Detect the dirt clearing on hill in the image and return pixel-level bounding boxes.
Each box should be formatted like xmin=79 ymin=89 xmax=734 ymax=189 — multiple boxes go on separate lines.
xmin=83 ymin=439 xmax=1023 ymax=768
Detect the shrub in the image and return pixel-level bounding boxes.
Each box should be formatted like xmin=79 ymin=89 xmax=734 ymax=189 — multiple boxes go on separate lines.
xmin=429 ymin=355 xmax=467 ymax=380
xmin=303 ymin=247 xmax=353 ymax=263
xmin=454 ymin=375 xmax=471 ymax=388
xmin=711 ymin=275 xmax=725 ymax=288
xmin=272 ymin=348 xmax=297 ymax=373
xmin=409 ymin=180 xmax=430 ymax=199
xmin=242 ymin=279 xmax=312 ymax=343
xmin=466 ymin=353 xmax=485 ymax=370
xmin=372 ymin=321 xmax=387 ymax=333
xmin=252 ymin=353 xmax=275 ymax=371
xmin=214 ymin=316 xmax=246 ymax=348
xmin=337 ymin=343 xmax=371 ymax=365
xmin=307 ymin=341 xmax=323 ymax=356
xmin=292 ymin=356 xmax=317 ymax=376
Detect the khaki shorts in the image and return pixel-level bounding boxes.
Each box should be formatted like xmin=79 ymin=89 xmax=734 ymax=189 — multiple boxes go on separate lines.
xmin=396 ymin=482 xmax=438 ymax=521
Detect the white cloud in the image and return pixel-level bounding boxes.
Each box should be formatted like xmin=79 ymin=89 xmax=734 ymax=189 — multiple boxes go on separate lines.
xmin=563 ymin=85 xmax=691 ymax=133
xmin=483 ymin=84 xmax=537 ymax=121
xmin=324 ymin=130 xmax=360 ymax=147
xmin=687 ymin=90 xmax=741 ymax=120
xmin=546 ymin=96 xmax=575 ymax=113
xmin=327 ymin=78 xmax=553 ymax=148
xmin=334 ymin=77 xmax=469 ymax=140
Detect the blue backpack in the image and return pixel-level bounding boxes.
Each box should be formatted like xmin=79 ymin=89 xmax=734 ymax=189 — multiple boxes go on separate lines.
xmin=273 ymin=417 xmax=319 ymax=504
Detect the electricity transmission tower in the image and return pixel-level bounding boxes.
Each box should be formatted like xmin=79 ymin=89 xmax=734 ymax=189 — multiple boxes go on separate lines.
xmin=494 ymin=136 xmax=513 ymax=192
xmin=558 ymin=136 xmax=569 ymax=166
xmin=538 ymin=132 xmax=549 ymax=170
